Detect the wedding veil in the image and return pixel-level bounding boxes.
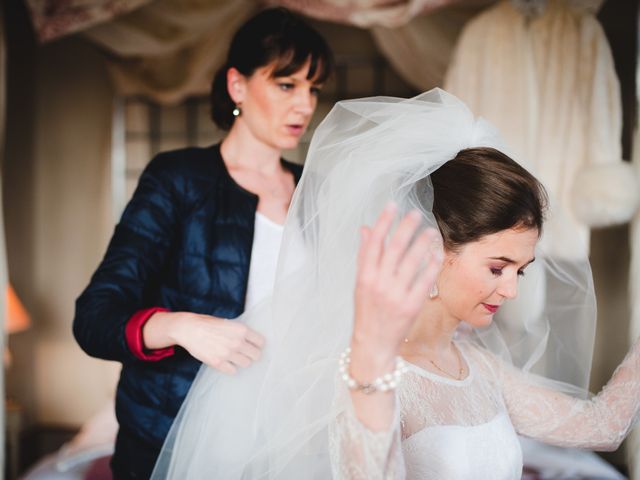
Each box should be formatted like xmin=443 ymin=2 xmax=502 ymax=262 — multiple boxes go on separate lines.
xmin=151 ymin=89 xmax=596 ymax=479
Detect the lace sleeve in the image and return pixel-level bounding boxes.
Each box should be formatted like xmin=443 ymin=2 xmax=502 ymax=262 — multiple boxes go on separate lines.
xmin=329 ymin=380 xmax=406 ymax=479
xmin=501 ymin=340 xmax=640 ymax=450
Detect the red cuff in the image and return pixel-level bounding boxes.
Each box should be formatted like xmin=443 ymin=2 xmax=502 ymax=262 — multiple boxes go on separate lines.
xmin=125 ymin=307 xmax=175 ymax=361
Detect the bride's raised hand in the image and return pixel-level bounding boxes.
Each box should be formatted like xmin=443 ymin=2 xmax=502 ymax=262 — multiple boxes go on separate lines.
xmin=351 ymin=203 xmax=443 ymax=371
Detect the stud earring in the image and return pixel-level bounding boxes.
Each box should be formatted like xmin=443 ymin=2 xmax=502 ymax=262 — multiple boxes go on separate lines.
xmin=429 ymin=283 xmax=439 ymax=299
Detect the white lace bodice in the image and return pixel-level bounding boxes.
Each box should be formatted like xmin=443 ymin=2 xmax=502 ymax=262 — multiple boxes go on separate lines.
xmin=402 ymin=412 xmax=521 ymax=479
xmin=330 ymin=340 xmax=640 ymax=479
xmin=399 ymin=354 xmax=522 ymax=479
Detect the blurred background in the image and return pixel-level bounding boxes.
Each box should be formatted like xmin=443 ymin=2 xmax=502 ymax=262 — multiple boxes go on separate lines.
xmin=2 ymin=0 xmax=639 ymax=478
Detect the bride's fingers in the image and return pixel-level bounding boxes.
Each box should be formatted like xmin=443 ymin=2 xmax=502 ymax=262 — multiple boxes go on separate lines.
xmin=395 ymin=228 xmax=433 ymax=287
xmin=358 ymin=203 xmax=397 ymax=283
xmin=379 ymin=210 xmax=423 ymax=280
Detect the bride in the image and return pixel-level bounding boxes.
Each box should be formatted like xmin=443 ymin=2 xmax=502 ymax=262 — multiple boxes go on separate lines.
xmin=151 ymin=89 xmax=640 ymax=479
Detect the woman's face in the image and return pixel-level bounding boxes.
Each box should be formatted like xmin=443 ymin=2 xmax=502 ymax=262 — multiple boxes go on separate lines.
xmin=436 ymin=227 xmax=538 ymax=328
xmin=229 ymin=59 xmax=322 ymax=151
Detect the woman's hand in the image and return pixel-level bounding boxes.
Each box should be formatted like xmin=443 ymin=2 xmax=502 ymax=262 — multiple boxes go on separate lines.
xmin=144 ymin=311 xmax=265 ymax=374
xmin=351 ymin=204 xmax=443 ymax=375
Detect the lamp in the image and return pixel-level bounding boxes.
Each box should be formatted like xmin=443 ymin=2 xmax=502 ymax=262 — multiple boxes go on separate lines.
xmin=6 ymin=284 xmax=31 ymax=334
xmin=5 ymin=284 xmax=31 ymax=480
xmin=5 ymin=284 xmax=31 ymax=366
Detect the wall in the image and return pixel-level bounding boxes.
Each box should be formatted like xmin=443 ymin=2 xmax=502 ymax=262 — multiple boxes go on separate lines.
xmin=4 ymin=2 xmax=119 ymax=429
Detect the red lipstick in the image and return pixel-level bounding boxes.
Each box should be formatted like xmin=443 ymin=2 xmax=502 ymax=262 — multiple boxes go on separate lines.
xmin=483 ymin=303 xmax=499 ymax=314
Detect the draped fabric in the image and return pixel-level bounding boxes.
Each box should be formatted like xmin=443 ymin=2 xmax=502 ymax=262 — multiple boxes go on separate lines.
xmin=26 ymin=0 xmax=472 ymax=41
xmin=23 ymin=1 xmax=617 ymax=106
xmin=83 ymin=0 xmax=255 ymax=104
xmin=78 ymin=0 xmax=475 ymax=104
xmin=445 ymin=0 xmax=640 ymax=259
xmin=24 ymin=0 xmax=257 ymax=103
xmin=267 ymin=0 xmax=483 ymax=28
xmin=370 ymin=5 xmax=484 ymax=91
xmin=22 ymin=0 xmax=605 ymax=44
xmin=23 ymin=0 xmax=151 ymax=43
xmin=23 ymin=0 xmax=487 ymax=104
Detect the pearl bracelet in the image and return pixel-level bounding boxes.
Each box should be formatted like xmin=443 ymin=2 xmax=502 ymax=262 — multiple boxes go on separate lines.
xmin=339 ymin=347 xmax=407 ymax=394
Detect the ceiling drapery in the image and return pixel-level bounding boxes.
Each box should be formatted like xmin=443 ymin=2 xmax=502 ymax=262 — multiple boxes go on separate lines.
xmin=24 ymin=1 xmax=600 ymax=104
xmin=23 ymin=0 xmax=493 ymax=103
xmin=25 ymin=0 xmax=484 ymax=42
xmin=24 ymin=0 xmax=152 ymax=43
xmin=83 ymin=0 xmax=255 ymax=104
xmin=23 ymin=0 xmax=604 ymax=44
xmin=264 ymin=0 xmax=491 ymax=28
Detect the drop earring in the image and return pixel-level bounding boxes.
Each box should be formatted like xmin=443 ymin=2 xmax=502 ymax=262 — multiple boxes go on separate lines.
xmin=429 ymin=283 xmax=439 ymax=299
xmin=232 ymin=104 xmax=242 ymax=117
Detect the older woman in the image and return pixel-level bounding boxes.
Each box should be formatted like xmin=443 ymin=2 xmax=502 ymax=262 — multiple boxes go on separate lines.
xmin=73 ymin=8 xmax=333 ymax=479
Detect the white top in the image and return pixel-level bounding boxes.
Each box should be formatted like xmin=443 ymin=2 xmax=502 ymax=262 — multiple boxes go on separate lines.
xmin=244 ymin=213 xmax=284 ymax=310
xmin=330 ymin=340 xmax=640 ymax=479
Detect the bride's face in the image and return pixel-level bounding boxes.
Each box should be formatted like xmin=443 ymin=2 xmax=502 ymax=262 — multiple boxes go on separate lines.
xmin=436 ymin=227 xmax=538 ymax=328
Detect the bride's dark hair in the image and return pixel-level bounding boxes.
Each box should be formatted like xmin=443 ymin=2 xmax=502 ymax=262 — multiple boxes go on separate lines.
xmin=431 ymin=147 xmax=548 ymax=251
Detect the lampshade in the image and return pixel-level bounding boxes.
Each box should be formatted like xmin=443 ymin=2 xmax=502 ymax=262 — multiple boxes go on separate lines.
xmin=6 ymin=284 xmax=31 ymax=334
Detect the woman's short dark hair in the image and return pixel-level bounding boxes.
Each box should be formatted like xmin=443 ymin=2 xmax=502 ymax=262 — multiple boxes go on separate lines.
xmin=430 ymin=147 xmax=547 ymax=251
xmin=211 ymin=7 xmax=334 ymax=130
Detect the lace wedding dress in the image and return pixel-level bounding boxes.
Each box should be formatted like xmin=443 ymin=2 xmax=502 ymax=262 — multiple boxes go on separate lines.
xmin=330 ymin=340 xmax=640 ymax=479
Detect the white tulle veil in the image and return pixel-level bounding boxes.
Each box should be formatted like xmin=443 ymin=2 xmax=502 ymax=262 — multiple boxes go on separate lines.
xmin=151 ymin=88 xmax=596 ymax=479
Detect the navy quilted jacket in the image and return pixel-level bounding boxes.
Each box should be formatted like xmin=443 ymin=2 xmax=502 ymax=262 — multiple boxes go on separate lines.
xmin=73 ymin=144 xmax=303 ymax=449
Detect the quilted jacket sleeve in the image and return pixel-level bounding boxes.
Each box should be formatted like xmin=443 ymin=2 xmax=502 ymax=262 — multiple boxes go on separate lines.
xmin=73 ymin=152 xmax=183 ymax=364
